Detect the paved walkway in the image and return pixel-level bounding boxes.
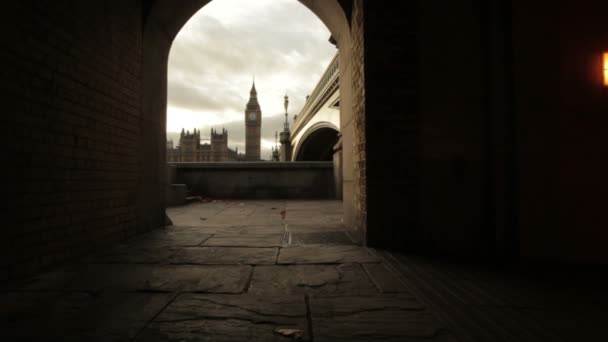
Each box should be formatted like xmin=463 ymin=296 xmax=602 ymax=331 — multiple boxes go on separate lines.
xmin=3 ymin=200 xmax=607 ymax=341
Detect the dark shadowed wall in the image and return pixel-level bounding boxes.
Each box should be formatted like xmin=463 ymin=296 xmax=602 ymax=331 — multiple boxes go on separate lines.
xmin=2 ymin=1 xmax=150 ymax=281
xmin=512 ymin=0 xmax=608 ymax=263
xmin=356 ymin=0 xmax=608 ymax=264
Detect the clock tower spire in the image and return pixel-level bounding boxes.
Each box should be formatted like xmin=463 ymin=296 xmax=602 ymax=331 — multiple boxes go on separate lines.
xmin=245 ymin=79 xmax=262 ymax=161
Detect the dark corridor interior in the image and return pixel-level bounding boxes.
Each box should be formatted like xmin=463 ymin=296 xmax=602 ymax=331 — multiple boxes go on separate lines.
xmin=3 ymin=0 xmax=608 ymax=340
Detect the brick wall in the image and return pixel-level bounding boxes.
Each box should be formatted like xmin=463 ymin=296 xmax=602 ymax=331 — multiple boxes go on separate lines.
xmin=357 ymin=1 xmax=420 ymax=249
xmin=350 ymin=0 xmax=367 ymax=242
xmin=2 ymin=1 xmax=145 ymax=281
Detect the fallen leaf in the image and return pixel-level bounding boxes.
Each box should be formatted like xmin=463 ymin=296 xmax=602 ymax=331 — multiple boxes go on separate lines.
xmin=274 ymin=328 xmax=304 ymax=338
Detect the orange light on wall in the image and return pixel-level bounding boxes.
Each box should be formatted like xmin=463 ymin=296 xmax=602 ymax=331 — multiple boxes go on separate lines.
xmin=604 ymin=52 xmax=608 ymax=87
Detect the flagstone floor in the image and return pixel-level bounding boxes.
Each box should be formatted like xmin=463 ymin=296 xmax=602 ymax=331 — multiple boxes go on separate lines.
xmin=3 ymin=200 xmax=607 ymax=341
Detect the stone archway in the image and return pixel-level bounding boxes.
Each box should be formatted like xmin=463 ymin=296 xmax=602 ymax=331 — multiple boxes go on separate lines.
xmin=293 ymin=123 xmax=340 ymax=161
xmin=142 ymin=0 xmax=360 ymax=237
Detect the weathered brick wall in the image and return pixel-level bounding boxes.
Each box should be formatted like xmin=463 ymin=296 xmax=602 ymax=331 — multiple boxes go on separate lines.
xmin=2 ymin=1 xmax=144 ymax=281
xmin=512 ymin=0 xmax=608 ymax=263
xmin=351 ymin=0 xmax=367 ymax=242
xmin=358 ymin=1 xmax=420 ymax=249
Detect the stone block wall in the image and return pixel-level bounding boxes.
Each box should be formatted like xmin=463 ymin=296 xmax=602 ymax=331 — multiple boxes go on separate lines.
xmin=354 ymin=1 xmax=420 ymax=249
xmin=3 ymin=1 xmax=145 ymax=281
xmin=351 ymin=0 xmax=367 ymax=243
xmin=173 ymin=162 xmax=335 ymax=199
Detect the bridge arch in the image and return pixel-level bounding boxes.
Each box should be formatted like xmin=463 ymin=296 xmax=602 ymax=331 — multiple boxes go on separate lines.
xmin=293 ymin=122 xmax=340 ymax=161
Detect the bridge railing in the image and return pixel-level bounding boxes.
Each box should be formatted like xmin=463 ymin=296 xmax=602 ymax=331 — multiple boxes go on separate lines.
xmin=292 ymin=52 xmax=340 ymax=138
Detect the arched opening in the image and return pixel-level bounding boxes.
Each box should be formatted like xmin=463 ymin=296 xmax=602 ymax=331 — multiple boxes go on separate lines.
xmin=144 ymin=0 xmax=359 ymax=237
xmin=164 ymin=0 xmax=340 ymax=202
xmin=165 ymin=0 xmax=336 ymax=163
xmin=294 ymin=124 xmax=339 ymax=161
xmin=8 ymin=2 xmax=608 ymax=340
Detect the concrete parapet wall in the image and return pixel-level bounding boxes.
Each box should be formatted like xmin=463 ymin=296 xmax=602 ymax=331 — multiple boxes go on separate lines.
xmin=171 ymin=162 xmax=335 ymax=199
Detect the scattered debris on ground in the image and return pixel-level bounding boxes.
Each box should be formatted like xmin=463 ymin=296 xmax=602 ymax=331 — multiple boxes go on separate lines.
xmin=274 ymin=328 xmax=304 ymax=339
xmin=185 ymin=196 xmax=203 ymax=203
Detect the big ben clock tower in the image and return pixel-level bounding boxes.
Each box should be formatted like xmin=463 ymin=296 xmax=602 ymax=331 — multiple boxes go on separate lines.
xmin=245 ymin=80 xmax=262 ymax=161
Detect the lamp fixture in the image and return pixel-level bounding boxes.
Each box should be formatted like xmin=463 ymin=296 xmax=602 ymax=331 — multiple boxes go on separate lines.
xmin=603 ymin=52 xmax=608 ymax=87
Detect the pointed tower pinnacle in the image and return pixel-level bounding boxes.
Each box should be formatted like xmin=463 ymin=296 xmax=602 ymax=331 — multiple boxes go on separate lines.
xmin=250 ymin=78 xmax=257 ymax=97
xmin=247 ymin=78 xmax=260 ymax=110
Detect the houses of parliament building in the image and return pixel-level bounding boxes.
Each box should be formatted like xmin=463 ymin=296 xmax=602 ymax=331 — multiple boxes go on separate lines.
xmin=167 ymin=81 xmax=262 ymax=162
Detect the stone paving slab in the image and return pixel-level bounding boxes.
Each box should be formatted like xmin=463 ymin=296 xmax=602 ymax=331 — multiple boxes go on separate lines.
xmin=289 ymin=231 xmax=354 ymax=245
xmin=166 ymin=204 xmax=225 ymax=217
xmin=248 ymin=264 xmax=378 ymax=296
xmin=126 ymin=230 xmax=213 ymax=247
xmin=285 ymin=223 xmax=348 ymax=233
xmin=211 ymin=227 xmax=286 ymax=235
xmin=166 ymin=206 xmax=227 ymax=226
xmin=249 ymin=206 xmax=284 ymax=216
xmin=2 ymin=291 xmax=65 ymax=321
xmin=204 ymin=234 xmax=285 ymax=247
xmin=523 ymin=306 xmax=608 ymax=341
xmin=283 ymin=217 xmax=332 ymax=225
xmin=4 ymin=291 xmax=173 ymax=341
xmin=248 ymin=212 xmax=284 ymax=219
xmin=170 ymin=247 xmax=279 ymax=265
xmin=200 ymin=216 xmax=284 ymax=227
xmin=218 ymin=205 xmax=257 ymax=216
xmin=278 ymin=246 xmax=381 ymax=264
xmin=168 ymin=201 xmax=343 ymax=228
xmin=363 ymin=263 xmax=410 ymax=293
xmin=285 ymin=200 xmax=342 ymax=210
xmin=173 ymin=226 xmax=285 ymax=235
xmin=65 ymin=264 xmax=252 ymax=293
xmin=6 ymin=266 xmax=81 ymax=291
xmin=137 ymin=294 xmax=310 ymax=341
xmin=310 ymin=295 xmax=457 ymax=342
xmin=85 ymin=246 xmax=177 ymax=264
xmin=6 ymin=200 xmax=465 ymax=341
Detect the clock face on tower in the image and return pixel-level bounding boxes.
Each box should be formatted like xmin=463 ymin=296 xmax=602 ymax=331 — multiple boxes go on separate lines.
xmin=248 ymin=112 xmax=256 ymax=121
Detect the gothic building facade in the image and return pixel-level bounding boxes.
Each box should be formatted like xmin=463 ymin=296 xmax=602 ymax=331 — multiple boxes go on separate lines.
xmin=167 ymin=82 xmax=264 ymax=162
xmin=167 ymin=128 xmax=241 ymax=162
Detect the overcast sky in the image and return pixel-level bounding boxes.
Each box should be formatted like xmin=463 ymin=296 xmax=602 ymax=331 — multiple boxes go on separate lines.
xmin=167 ymin=0 xmax=337 ymax=159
